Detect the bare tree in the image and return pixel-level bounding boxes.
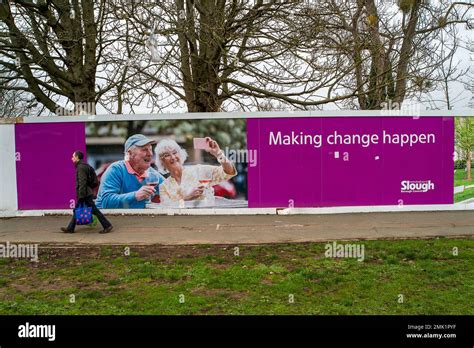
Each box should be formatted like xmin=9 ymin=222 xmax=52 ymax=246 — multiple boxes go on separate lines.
xmin=464 ymin=38 xmax=474 ymax=109
xmin=0 ymin=0 xmax=115 ymax=115
xmin=0 ymin=67 xmax=44 ymax=117
xmin=295 ymin=0 xmax=473 ymax=109
xmin=107 ymin=0 xmax=472 ymax=112
xmin=424 ymin=25 xmax=470 ymax=110
xmin=1 ymin=0 xmax=472 ymax=115
xmin=106 ymin=0 xmax=362 ymax=113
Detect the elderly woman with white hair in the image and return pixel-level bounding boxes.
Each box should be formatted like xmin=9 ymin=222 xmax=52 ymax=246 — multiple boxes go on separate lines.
xmin=155 ymin=137 xmax=237 ymax=206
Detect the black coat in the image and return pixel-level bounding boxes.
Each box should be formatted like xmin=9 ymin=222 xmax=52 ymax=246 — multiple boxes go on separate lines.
xmin=75 ymin=161 xmax=94 ymax=200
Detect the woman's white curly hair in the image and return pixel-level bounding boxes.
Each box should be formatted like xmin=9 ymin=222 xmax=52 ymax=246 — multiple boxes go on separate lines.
xmin=154 ymin=139 xmax=188 ymax=174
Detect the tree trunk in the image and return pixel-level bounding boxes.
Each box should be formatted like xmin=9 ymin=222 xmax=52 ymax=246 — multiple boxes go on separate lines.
xmin=467 ymin=150 xmax=472 ymax=181
xmin=393 ymin=0 xmax=421 ymax=104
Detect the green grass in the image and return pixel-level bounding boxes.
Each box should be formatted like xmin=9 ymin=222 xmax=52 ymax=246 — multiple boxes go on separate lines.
xmin=0 ymin=238 xmax=473 ymax=315
xmin=454 ymin=169 xmax=474 ymax=187
xmin=454 ymin=170 xmax=474 ymax=202
xmin=454 ymin=187 xmax=474 ymax=203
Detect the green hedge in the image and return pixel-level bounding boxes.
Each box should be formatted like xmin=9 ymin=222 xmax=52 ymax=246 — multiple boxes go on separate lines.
xmin=454 ymin=160 xmax=474 ymax=169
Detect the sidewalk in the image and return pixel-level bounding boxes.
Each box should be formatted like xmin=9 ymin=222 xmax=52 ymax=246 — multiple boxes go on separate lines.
xmin=0 ymin=211 xmax=473 ymax=245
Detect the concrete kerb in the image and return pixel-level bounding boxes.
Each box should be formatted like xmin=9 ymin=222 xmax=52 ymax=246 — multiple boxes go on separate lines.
xmin=8 ymin=233 xmax=474 ymax=247
xmin=0 ymin=208 xmax=277 ymax=218
xmin=1 ymin=203 xmax=474 ymax=219
xmin=277 ymin=204 xmax=474 ymax=215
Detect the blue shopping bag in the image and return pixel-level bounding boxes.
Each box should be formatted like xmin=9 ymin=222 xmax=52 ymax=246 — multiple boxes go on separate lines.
xmin=75 ymin=203 xmax=93 ymax=225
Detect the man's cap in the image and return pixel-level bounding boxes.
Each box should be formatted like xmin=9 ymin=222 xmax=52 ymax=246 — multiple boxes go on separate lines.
xmin=125 ymin=134 xmax=157 ymax=152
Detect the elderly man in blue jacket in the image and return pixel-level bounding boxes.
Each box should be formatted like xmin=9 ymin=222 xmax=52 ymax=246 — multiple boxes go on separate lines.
xmin=96 ymin=134 xmax=165 ymax=209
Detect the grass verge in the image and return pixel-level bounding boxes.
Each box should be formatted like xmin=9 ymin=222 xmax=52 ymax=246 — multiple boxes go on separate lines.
xmin=0 ymin=238 xmax=472 ymax=315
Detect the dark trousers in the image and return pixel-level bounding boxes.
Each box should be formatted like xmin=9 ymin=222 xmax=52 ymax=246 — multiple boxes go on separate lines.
xmin=67 ymin=196 xmax=111 ymax=231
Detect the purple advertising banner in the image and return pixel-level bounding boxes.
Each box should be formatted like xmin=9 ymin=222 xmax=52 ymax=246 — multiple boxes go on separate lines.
xmin=247 ymin=117 xmax=454 ymax=208
xmin=12 ymin=117 xmax=454 ymax=210
xmin=15 ymin=123 xmax=86 ymax=210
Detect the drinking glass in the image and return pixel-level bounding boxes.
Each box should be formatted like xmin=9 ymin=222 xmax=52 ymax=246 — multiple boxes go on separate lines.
xmin=198 ymin=167 xmax=213 ymax=188
xmin=197 ymin=166 xmax=214 ymax=205
xmin=144 ymin=170 xmax=160 ymax=203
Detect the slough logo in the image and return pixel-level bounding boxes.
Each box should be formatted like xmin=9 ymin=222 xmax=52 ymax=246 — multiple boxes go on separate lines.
xmin=401 ymin=180 xmax=434 ymax=193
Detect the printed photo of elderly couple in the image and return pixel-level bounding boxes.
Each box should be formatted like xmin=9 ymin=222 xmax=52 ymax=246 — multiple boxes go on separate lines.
xmin=86 ymin=119 xmax=248 ymax=209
